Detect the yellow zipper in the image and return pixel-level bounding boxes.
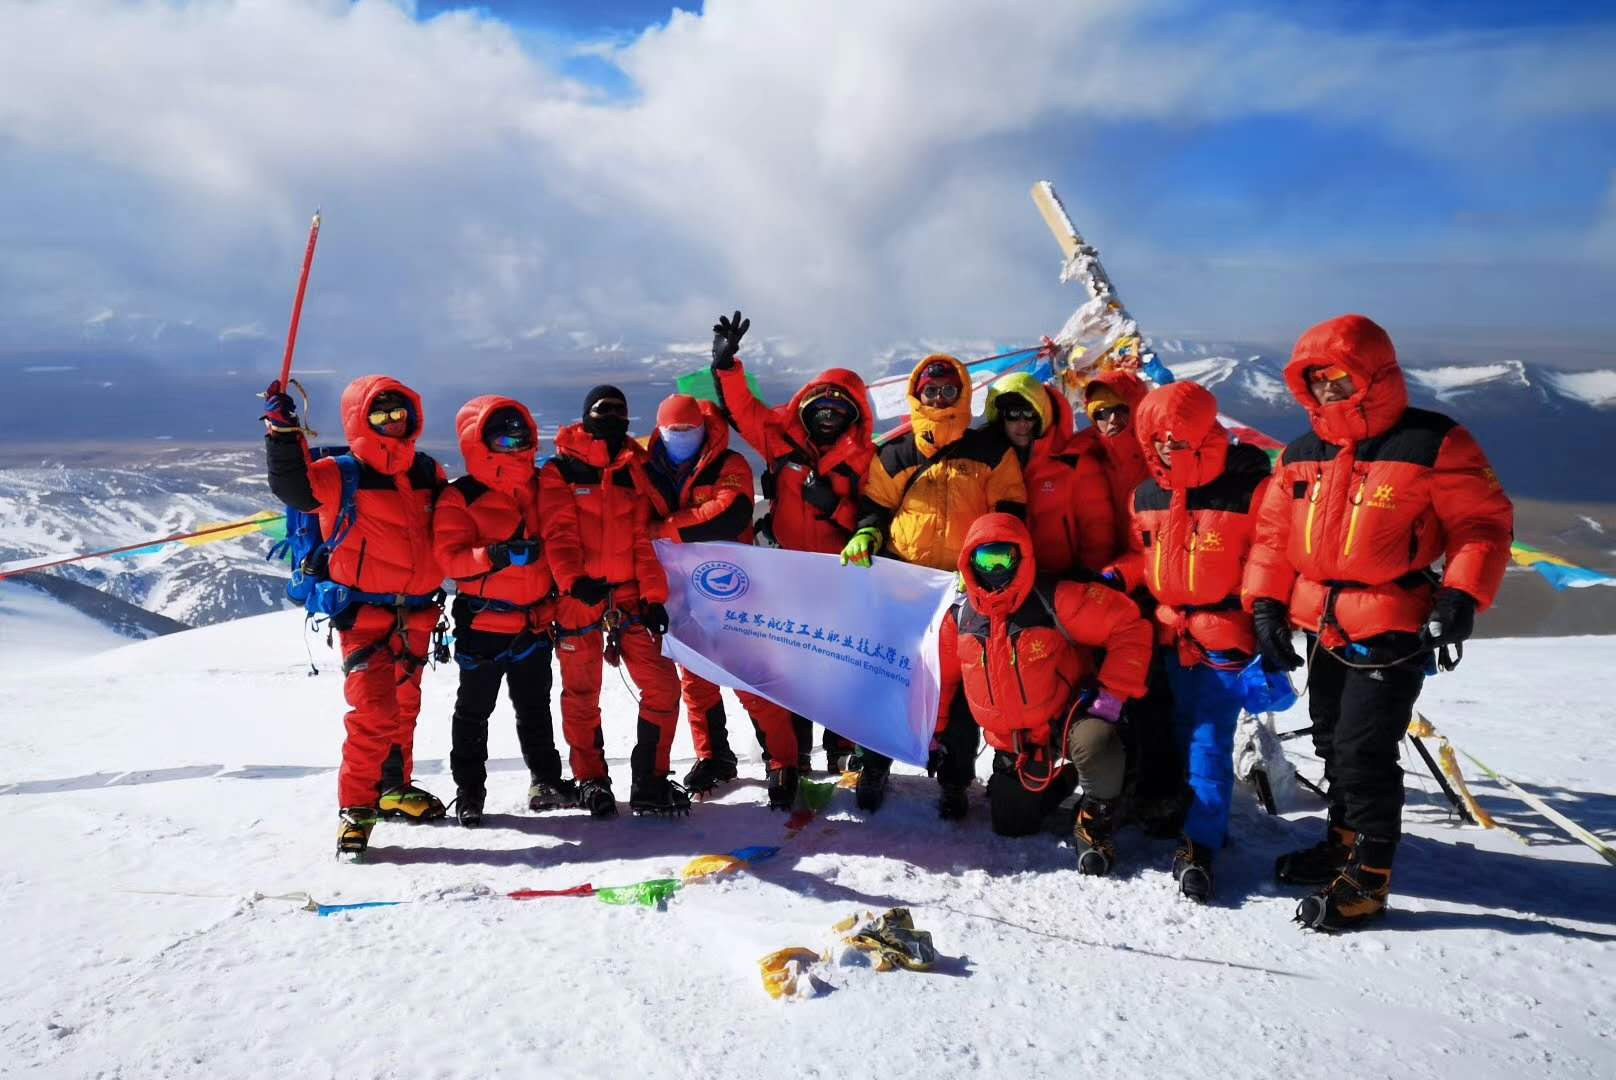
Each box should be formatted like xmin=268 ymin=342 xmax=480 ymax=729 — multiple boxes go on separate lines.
xmin=1187 ymin=527 xmax=1198 ymax=594
xmin=1342 ymin=475 xmax=1367 ymax=557
xmin=1303 ymin=473 xmax=1322 ymax=556
xmin=1153 ymin=532 xmax=1165 ymax=592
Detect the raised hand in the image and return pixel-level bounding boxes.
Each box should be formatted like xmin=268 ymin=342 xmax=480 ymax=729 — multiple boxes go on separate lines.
xmin=711 ymin=309 xmax=750 ymax=371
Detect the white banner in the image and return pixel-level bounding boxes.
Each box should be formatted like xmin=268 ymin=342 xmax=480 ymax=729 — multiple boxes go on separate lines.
xmin=654 ymin=540 xmax=956 ymax=766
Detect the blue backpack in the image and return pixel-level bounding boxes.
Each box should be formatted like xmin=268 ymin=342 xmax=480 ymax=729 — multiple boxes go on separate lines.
xmin=267 ymin=447 xmax=361 ymax=620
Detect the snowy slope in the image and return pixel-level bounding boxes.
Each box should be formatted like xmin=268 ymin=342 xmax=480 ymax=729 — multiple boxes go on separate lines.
xmin=0 ymin=579 xmax=130 ymax=677
xmin=2 ymin=613 xmax=1612 ymax=1078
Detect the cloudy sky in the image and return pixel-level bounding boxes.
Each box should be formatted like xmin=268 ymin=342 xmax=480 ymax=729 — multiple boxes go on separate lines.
xmin=1 ymin=0 xmax=1613 ymax=379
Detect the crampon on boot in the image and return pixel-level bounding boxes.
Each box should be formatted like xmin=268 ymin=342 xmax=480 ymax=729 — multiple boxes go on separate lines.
xmin=527 ymin=777 xmax=578 ymax=813
xmin=767 ymin=766 xmax=800 ymax=812
xmin=454 ymin=788 xmax=485 ymax=829
xmin=682 ymin=755 xmax=738 ymax=796
xmin=574 ymin=778 xmax=618 ymax=819
xmin=630 ymin=776 xmax=692 ymax=817
xmin=1275 ymin=823 xmax=1356 ymax=886
xmin=1295 ymin=861 xmax=1391 ymax=932
xmin=377 ymin=784 xmax=447 ymax=822
xmin=337 ymin=806 xmax=378 ymax=859
xmin=937 ymin=783 xmax=968 ymax=821
xmin=1071 ymin=797 xmax=1118 ymax=876
xmin=1172 ymin=839 xmax=1215 ymax=903
xmin=854 ymin=754 xmax=890 ymax=812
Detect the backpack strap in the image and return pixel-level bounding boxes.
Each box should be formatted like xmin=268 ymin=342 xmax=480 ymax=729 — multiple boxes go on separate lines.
xmin=896 ymin=441 xmax=961 ymax=510
xmin=325 ymin=454 xmax=362 ymax=552
xmin=1030 ymin=581 xmax=1076 ymax=648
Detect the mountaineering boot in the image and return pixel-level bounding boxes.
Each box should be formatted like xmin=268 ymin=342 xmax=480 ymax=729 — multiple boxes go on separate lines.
xmin=767 ymin=766 xmax=800 ymax=812
xmin=1296 ymin=852 xmax=1392 ymax=932
xmin=337 ymin=806 xmax=378 ymax=859
xmin=1172 ymin=839 xmax=1215 ymax=903
xmin=1275 ymin=822 xmax=1356 ymax=886
xmin=455 ymin=788 xmax=485 ymax=828
xmin=574 ymin=778 xmax=618 ymax=819
xmin=630 ymin=775 xmax=692 ymax=817
xmin=937 ymin=783 xmax=969 ymax=822
xmin=1071 ymin=797 xmax=1119 ymax=876
xmin=797 ymin=751 xmax=814 ymax=773
xmin=378 ymin=784 xmax=447 ymax=822
xmin=855 ymin=754 xmax=891 ymax=812
xmin=682 ymin=755 xmax=738 ymax=796
xmin=527 ymin=776 xmax=578 ymax=813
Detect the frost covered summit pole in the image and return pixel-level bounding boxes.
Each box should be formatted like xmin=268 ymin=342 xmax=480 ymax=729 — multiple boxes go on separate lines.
xmin=278 ymin=210 xmax=322 ymax=389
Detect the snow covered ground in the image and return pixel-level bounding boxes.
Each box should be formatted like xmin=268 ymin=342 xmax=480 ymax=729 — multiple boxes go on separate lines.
xmin=2 ymin=612 xmax=1612 ymax=1078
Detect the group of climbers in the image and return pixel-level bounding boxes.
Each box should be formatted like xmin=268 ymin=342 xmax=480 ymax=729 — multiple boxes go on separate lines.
xmin=262 ymin=310 xmax=1511 ymax=931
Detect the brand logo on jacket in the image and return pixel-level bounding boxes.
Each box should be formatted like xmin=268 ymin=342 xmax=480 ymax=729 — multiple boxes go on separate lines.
xmin=1369 ymin=483 xmax=1396 ymax=509
xmin=692 ymin=560 xmax=750 ymax=602
xmin=1197 ymin=530 xmax=1224 ymax=552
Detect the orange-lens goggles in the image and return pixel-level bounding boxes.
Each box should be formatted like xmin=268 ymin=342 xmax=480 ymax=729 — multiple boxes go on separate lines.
xmin=368 ymin=407 xmax=410 ymax=425
xmin=1307 ymin=365 xmax=1351 ymax=385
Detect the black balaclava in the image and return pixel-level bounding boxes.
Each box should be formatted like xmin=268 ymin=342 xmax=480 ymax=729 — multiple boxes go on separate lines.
xmin=801 ymin=389 xmax=859 ymax=448
xmin=581 ymin=384 xmax=630 ymax=452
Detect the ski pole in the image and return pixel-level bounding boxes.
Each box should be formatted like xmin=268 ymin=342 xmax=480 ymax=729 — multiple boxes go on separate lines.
xmin=278 ymin=210 xmax=322 ymax=389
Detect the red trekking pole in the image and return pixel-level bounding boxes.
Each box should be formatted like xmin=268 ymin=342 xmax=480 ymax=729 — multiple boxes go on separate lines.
xmin=278 ymin=209 xmax=322 ymax=389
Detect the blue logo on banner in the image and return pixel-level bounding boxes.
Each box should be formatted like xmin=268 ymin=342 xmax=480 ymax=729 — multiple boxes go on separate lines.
xmin=692 ymin=561 xmax=750 ymax=602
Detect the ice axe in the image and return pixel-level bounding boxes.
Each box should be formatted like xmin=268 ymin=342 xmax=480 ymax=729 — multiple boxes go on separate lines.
xmin=261 ymin=210 xmax=323 ymax=433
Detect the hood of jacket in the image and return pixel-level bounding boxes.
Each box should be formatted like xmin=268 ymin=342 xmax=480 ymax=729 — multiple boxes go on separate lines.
xmin=956 ymin=512 xmax=1038 ymax=619
xmin=907 ymin=353 xmax=972 ymax=458
xmin=340 ymin=374 xmax=425 ymax=476
xmin=1284 ymin=313 xmax=1408 ymax=446
xmin=1133 ymin=382 xmax=1230 ymax=491
xmin=786 ymin=367 xmax=874 ymax=457
xmin=984 ymin=371 xmax=1072 ymax=466
xmin=455 ymin=395 xmax=538 ymax=493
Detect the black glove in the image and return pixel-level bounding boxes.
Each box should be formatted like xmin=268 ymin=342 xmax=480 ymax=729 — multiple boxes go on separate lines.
xmin=642 ymin=602 xmax=670 ymax=636
xmin=569 ymin=576 xmax=612 ymax=605
xmin=488 ymin=539 xmax=539 ymax=571
xmin=262 ymin=379 xmax=298 ymax=431
xmin=1253 ymin=598 xmax=1303 ymax=672
xmin=926 ymin=739 xmax=944 ymax=778
xmin=1422 ymin=587 xmax=1477 ymax=648
xmin=800 ymin=471 xmax=840 ymax=514
xmin=711 ymin=309 xmax=750 ymax=372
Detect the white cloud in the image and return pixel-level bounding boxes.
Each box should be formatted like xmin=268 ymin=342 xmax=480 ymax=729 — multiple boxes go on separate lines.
xmin=218 ymin=322 xmax=266 ymax=343
xmin=0 ymin=0 xmax=1612 ymax=375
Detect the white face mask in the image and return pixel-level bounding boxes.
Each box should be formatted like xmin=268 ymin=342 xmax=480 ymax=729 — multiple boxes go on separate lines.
xmin=659 ymin=425 xmax=704 ymax=464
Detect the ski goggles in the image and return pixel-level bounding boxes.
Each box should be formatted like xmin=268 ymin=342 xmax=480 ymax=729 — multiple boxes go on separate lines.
xmin=1306 ymin=365 xmax=1352 ymax=387
xmin=1090 ymin=404 xmax=1128 ymax=424
xmin=999 ymin=404 xmax=1039 ymax=423
xmin=968 ymin=541 xmax=1020 ymax=576
xmin=588 ymin=400 xmax=628 ymax=418
xmin=803 ymin=390 xmax=859 ymax=418
xmin=488 ymin=432 xmax=534 ymax=453
xmin=917 ymin=381 xmax=961 ymax=406
xmin=367 ymin=406 xmax=411 ymax=425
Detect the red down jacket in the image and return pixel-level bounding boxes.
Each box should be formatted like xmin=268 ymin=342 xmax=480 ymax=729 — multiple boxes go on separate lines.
xmin=1068 ymin=368 xmax=1151 ymax=556
xmin=642 ymin=400 xmax=757 ymax=543
xmin=540 ymin=423 xmax=667 ymax=627
xmin=1113 ymin=382 xmax=1272 ymax=663
xmin=714 ymin=360 xmax=875 ymax=554
xmin=433 ymin=396 xmax=565 ymax=635
xmin=937 ymin=514 xmax=1152 ymax=752
xmin=1243 ymin=314 xmax=1514 ymax=644
xmin=306 ymin=375 xmax=445 ymax=600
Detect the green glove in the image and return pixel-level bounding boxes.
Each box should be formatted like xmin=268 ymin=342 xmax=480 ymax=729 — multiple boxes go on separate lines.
xmin=839 ymin=527 xmax=882 ymax=568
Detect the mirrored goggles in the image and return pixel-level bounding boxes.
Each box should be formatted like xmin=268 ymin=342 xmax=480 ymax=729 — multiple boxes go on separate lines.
xmin=969 ymin=541 xmax=1020 ymax=576
xmin=368 ymin=406 xmax=410 ymax=426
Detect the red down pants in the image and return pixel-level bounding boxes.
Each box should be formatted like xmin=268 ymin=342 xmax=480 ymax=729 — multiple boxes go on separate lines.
xmin=680 ymin=669 xmax=798 ymax=771
xmin=336 ymin=606 xmax=438 ymax=809
xmin=555 ymin=618 xmax=681 ymax=783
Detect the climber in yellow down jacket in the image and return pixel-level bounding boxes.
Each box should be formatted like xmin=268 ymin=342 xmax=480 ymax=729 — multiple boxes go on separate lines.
xmin=843 ymin=354 xmax=1026 ymax=574
xmin=839 ymin=353 xmax=1026 ymax=813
